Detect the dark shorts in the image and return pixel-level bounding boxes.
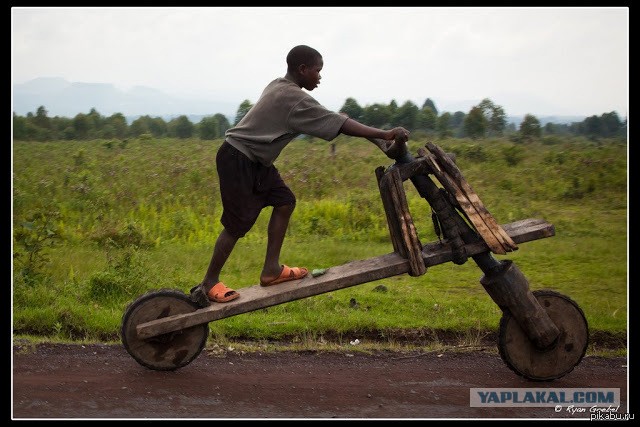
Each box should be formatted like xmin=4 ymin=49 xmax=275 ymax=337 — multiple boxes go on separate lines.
xmin=217 ymin=141 xmax=296 ymax=238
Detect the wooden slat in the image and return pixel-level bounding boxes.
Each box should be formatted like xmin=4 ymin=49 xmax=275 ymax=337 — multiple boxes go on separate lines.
xmin=384 ymin=168 xmax=427 ymax=276
xmin=426 ymin=142 xmax=518 ymax=253
xmin=376 ymin=166 xmax=404 ymax=256
xmin=423 ymin=155 xmax=507 ymax=255
xmin=136 ymin=218 xmax=554 ymax=340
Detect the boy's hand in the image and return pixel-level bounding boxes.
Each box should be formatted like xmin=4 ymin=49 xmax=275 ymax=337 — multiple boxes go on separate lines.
xmin=381 ymin=127 xmax=410 ymax=159
xmin=388 ymin=127 xmax=410 ymax=144
xmin=365 ymin=127 xmax=410 ymax=160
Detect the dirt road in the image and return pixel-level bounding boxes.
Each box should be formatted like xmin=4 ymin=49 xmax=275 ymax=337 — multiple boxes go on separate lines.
xmin=12 ymin=342 xmax=629 ymax=420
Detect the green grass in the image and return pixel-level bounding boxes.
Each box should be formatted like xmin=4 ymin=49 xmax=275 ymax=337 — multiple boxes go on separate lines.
xmin=12 ymin=135 xmax=628 ymax=353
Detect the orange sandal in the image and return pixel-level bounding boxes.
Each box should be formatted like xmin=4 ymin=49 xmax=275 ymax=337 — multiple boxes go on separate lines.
xmin=260 ymin=265 xmax=309 ymax=287
xmin=207 ymin=282 xmax=240 ymax=303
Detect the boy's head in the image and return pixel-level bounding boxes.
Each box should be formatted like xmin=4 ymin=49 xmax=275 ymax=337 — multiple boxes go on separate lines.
xmin=286 ymin=45 xmax=323 ymax=91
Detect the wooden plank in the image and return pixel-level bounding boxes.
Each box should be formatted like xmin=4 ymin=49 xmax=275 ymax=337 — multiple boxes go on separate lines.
xmin=427 ymin=151 xmax=508 ymax=255
xmin=136 ymin=252 xmax=411 ymax=339
xmin=136 ymin=218 xmax=554 ymax=340
xmin=464 ymin=187 xmax=518 ymax=251
xmin=385 ymin=168 xmax=427 ymax=276
xmin=502 ymin=218 xmax=555 ymax=243
xmin=426 ymin=142 xmax=518 ymax=252
xmin=376 ymin=167 xmax=403 ymax=255
xmin=427 ymin=143 xmax=517 ymax=251
xmin=423 ymin=155 xmax=507 ymax=255
xmin=422 ymin=218 xmax=554 ymax=266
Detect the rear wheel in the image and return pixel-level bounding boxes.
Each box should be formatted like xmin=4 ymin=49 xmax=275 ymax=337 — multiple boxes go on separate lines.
xmin=121 ymin=289 xmax=208 ymax=371
xmin=498 ymin=289 xmax=589 ymax=381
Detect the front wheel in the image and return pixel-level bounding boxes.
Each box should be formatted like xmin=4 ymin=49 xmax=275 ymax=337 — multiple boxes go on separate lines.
xmin=498 ymin=289 xmax=589 ymax=381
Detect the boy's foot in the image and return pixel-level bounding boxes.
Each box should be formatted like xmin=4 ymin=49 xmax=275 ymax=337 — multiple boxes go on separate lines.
xmin=189 ymin=282 xmax=240 ymax=307
xmin=260 ymin=265 xmax=308 ymax=287
xmin=207 ymin=282 xmax=240 ymax=303
xmin=189 ymin=284 xmax=210 ymax=308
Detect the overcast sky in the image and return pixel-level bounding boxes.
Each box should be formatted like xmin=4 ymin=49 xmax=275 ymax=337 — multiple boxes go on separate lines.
xmin=11 ymin=6 xmax=629 ymax=118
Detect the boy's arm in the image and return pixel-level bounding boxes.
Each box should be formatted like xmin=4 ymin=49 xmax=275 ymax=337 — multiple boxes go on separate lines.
xmin=339 ymin=117 xmax=410 ymax=159
xmin=339 ymin=117 xmax=409 ymax=141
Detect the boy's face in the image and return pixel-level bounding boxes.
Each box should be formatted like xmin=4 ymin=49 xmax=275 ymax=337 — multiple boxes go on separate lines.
xmin=299 ymin=56 xmax=323 ymax=91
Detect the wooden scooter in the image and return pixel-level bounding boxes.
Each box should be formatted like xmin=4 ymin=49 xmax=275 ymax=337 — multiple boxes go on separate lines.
xmin=121 ymin=140 xmax=588 ymax=381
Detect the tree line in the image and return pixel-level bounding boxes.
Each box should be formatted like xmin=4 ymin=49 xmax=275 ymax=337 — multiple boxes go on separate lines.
xmin=12 ymin=97 xmax=626 ymax=142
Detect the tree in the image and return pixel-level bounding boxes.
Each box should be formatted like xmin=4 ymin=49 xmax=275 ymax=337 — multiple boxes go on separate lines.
xmin=544 ymin=122 xmax=555 ymax=135
xmin=436 ymin=112 xmax=453 ymax=138
xmin=599 ymin=111 xmax=623 ymax=137
xmin=213 ymin=113 xmax=231 ymax=136
xmin=339 ymin=97 xmax=363 ymax=121
xmin=87 ymin=108 xmax=103 ymax=132
xmin=13 ymin=113 xmax=29 ymax=140
xmin=105 ymin=113 xmax=128 ymax=139
xmin=73 ymin=113 xmax=90 ymax=139
xmin=450 ymin=111 xmax=466 ymax=128
xmin=52 ymin=116 xmax=74 ymax=140
xmin=543 ymin=122 xmax=570 ymax=136
xmin=149 ymin=117 xmax=167 ymax=138
xmin=477 ymin=98 xmax=506 ymax=136
xmin=519 ymin=114 xmax=541 ymax=140
xmin=62 ymin=127 xmax=76 ymax=140
xmin=422 ymin=98 xmax=438 ymax=115
xmin=582 ymin=115 xmax=605 ymax=138
xmin=234 ymin=100 xmax=253 ymax=125
xmin=21 ymin=106 xmax=53 ymax=140
xmin=34 ymin=106 xmax=51 ymax=129
xmin=129 ymin=116 xmax=151 ymax=137
xmin=388 ymin=100 xmax=398 ymax=117
xmin=391 ymin=100 xmax=419 ymax=130
xmin=463 ymin=107 xmax=487 ymax=139
xmin=198 ymin=114 xmax=230 ymax=140
xmin=199 ymin=116 xmax=220 ymax=140
xmin=361 ymin=103 xmax=391 ymax=128
xmin=416 ymin=107 xmax=437 ymax=132
xmin=450 ymin=111 xmax=466 ymax=137
xmin=169 ymin=115 xmax=194 ymax=139
xmin=488 ymin=105 xmax=507 ymax=136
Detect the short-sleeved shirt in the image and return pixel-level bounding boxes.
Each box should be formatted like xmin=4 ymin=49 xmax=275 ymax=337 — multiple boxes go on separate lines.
xmin=225 ymin=77 xmax=349 ymax=166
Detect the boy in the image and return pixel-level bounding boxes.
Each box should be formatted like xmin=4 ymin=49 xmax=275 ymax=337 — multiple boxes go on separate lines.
xmin=190 ymin=45 xmax=410 ymax=307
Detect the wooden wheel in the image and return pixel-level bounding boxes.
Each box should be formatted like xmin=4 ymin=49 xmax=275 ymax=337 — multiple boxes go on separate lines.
xmin=498 ymin=289 xmax=589 ymax=381
xmin=121 ymin=289 xmax=208 ymax=371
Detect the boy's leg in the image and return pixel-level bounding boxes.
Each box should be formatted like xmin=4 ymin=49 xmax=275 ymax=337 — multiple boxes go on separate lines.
xmin=202 ymin=228 xmax=239 ymax=293
xmin=260 ymin=203 xmax=295 ymax=284
xmin=192 ymin=141 xmax=257 ymax=306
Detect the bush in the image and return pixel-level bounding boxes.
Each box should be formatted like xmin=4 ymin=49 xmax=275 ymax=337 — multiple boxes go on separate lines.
xmin=501 ymin=145 xmax=525 ymax=166
xmin=88 ymin=247 xmax=147 ymax=305
xmin=91 ymin=222 xmax=152 ymax=249
xmin=13 ymin=209 xmax=61 ymax=286
xmin=541 ymin=135 xmax=564 ymax=145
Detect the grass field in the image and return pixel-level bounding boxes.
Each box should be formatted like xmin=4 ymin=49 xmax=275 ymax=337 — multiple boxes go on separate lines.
xmin=12 ymin=135 xmax=628 ymax=353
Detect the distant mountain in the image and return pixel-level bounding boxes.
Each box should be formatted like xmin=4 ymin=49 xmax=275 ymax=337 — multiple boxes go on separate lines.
xmin=12 ymin=77 xmax=237 ymax=121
